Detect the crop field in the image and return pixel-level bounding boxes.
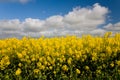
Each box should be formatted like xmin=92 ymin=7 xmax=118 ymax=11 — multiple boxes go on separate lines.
xmin=0 ymin=32 xmax=120 ymax=80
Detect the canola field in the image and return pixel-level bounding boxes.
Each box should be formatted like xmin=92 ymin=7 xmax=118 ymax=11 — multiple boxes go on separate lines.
xmin=0 ymin=32 xmax=120 ymax=80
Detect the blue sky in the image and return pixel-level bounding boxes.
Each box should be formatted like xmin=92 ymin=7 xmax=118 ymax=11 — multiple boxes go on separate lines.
xmin=0 ymin=0 xmax=120 ymax=22
xmin=0 ymin=0 xmax=120 ymax=38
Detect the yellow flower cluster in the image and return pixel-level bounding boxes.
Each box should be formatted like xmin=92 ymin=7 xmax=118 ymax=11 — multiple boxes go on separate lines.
xmin=15 ymin=68 xmax=21 ymax=76
xmin=0 ymin=32 xmax=120 ymax=79
xmin=0 ymin=56 xmax=10 ymax=70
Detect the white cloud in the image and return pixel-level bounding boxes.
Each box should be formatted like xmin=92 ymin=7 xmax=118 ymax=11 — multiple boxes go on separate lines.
xmin=45 ymin=15 xmax=64 ymax=30
xmin=104 ymin=22 xmax=120 ymax=31
xmin=0 ymin=3 xmax=113 ymax=38
xmin=90 ymin=29 xmax=106 ymax=36
xmin=63 ymin=3 xmax=108 ymax=30
xmin=0 ymin=19 xmax=21 ymax=31
xmin=22 ymin=18 xmax=45 ymax=32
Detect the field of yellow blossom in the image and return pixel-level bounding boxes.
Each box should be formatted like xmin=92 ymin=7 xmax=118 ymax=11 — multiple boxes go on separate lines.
xmin=0 ymin=32 xmax=120 ymax=80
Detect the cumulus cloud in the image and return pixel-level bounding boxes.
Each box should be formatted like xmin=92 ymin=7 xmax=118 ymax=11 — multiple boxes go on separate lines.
xmin=22 ymin=18 xmax=45 ymax=32
xmin=90 ymin=29 xmax=106 ymax=36
xmin=45 ymin=15 xmax=64 ymax=30
xmin=0 ymin=19 xmax=21 ymax=31
xmin=0 ymin=3 xmax=113 ymax=38
xmin=104 ymin=22 xmax=120 ymax=31
xmin=0 ymin=31 xmax=24 ymax=38
xmin=63 ymin=3 xmax=108 ymax=30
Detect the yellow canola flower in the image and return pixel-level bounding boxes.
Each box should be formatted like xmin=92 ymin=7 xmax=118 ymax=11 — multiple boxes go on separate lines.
xmin=67 ymin=57 xmax=72 ymax=65
xmin=110 ymin=63 xmax=114 ymax=67
xmin=17 ymin=53 xmax=23 ymax=59
xmin=85 ymin=66 xmax=89 ymax=70
xmin=6 ymin=61 xmax=10 ymax=65
xmin=76 ymin=69 xmax=81 ymax=74
xmin=31 ymin=57 xmax=36 ymax=61
xmin=0 ymin=32 xmax=120 ymax=79
xmin=106 ymin=46 xmax=112 ymax=55
xmin=34 ymin=69 xmax=39 ymax=74
xmin=47 ymin=56 xmax=52 ymax=62
xmin=4 ymin=56 xmax=9 ymax=60
xmin=53 ymin=71 xmax=56 ymax=74
xmin=15 ymin=68 xmax=22 ymax=76
xmin=18 ymin=63 xmax=22 ymax=67
xmin=37 ymin=62 xmax=42 ymax=68
xmin=116 ymin=61 xmax=120 ymax=66
xmin=62 ymin=65 xmax=68 ymax=72
xmin=49 ymin=66 xmax=53 ymax=70
xmin=40 ymin=65 xmax=45 ymax=70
